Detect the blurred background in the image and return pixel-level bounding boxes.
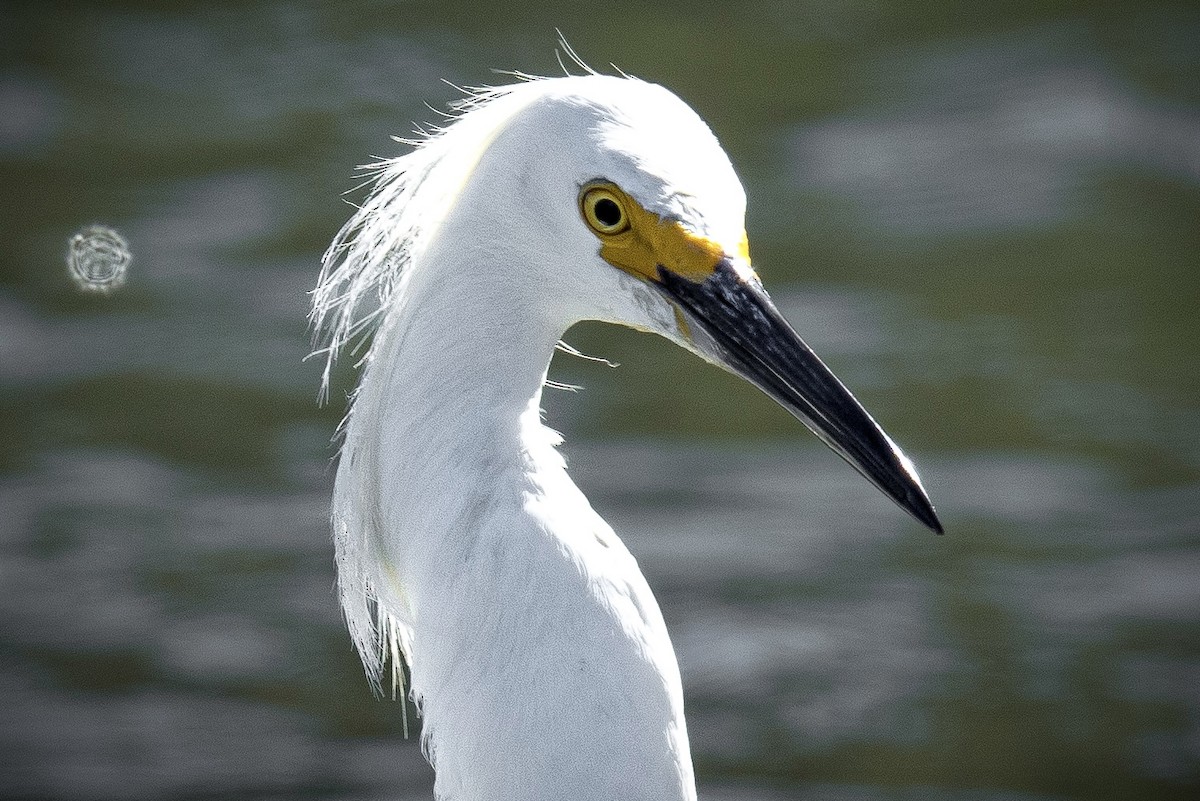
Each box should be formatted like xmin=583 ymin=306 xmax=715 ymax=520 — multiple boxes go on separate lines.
xmin=1 ymin=1 xmax=1197 ymax=799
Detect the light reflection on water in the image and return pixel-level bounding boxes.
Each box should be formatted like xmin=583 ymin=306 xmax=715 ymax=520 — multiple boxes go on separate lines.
xmin=1 ymin=2 xmax=1198 ymax=800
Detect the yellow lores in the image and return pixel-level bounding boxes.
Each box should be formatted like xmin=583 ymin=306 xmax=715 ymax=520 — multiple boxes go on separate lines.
xmin=578 ymin=181 xmax=751 ymax=284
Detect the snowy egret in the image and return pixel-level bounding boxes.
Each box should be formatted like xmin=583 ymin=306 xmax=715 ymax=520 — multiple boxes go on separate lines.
xmin=312 ymin=71 xmax=940 ymax=801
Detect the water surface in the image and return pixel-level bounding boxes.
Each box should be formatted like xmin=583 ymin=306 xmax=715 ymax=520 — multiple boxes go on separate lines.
xmin=1 ymin=3 xmax=1197 ymax=799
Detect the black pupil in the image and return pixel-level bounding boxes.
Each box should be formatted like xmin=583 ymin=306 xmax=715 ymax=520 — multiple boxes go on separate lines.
xmin=593 ymin=197 xmax=622 ymax=227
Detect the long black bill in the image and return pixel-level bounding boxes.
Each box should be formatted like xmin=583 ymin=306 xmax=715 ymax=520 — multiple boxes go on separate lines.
xmin=655 ymin=259 xmax=943 ymax=533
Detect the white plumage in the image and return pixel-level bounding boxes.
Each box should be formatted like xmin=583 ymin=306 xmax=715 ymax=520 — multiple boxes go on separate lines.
xmin=313 ymin=71 xmax=939 ymax=801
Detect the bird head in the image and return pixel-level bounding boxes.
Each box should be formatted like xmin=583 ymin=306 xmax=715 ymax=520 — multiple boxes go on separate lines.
xmin=318 ymin=74 xmax=941 ymax=533
xmin=467 ymin=75 xmax=941 ymax=532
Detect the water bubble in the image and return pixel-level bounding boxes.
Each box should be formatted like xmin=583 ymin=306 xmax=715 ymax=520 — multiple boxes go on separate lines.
xmin=67 ymin=224 xmax=131 ymax=293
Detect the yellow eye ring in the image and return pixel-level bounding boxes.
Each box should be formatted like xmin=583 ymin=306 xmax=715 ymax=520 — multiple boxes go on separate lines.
xmin=580 ymin=185 xmax=630 ymax=235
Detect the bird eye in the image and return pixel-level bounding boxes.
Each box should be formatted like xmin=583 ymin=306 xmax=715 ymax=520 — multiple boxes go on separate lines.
xmin=580 ymin=186 xmax=630 ymax=235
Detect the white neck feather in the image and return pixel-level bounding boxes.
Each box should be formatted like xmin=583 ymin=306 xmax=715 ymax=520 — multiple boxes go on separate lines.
xmin=332 ymin=243 xmax=697 ymax=800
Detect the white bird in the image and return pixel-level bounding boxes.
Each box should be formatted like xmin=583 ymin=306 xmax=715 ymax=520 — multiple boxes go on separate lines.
xmin=312 ymin=69 xmax=940 ymax=801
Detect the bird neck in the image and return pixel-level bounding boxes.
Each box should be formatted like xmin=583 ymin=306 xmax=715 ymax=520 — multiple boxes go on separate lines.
xmin=351 ymin=257 xmax=696 ymax=801
xmin=361 ymin=262 xmax=561 ymax=600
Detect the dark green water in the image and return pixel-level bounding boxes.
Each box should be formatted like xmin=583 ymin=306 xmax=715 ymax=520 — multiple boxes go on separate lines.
xmin=2 ymin=2 xmax=1197 ymax=799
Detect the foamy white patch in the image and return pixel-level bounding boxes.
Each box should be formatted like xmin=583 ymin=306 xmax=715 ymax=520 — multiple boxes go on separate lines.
xmin=67 ymin=224 xmax=131 ymax=293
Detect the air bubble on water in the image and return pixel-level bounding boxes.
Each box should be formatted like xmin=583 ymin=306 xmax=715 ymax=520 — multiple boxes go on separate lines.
xmin=67 ymin=224 xmax=131 ymax=293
